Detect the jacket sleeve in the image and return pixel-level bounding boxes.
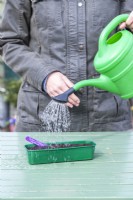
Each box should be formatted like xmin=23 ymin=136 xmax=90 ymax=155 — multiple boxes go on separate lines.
xmin=120 ymin=0 xmax=133 ymax=14
xmin=0 ymin=0 xmax=58 ymax=91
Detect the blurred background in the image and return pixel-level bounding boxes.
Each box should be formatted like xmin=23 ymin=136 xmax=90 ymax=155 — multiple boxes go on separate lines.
xmin=0 ymin=0 xmax=21 ymax=131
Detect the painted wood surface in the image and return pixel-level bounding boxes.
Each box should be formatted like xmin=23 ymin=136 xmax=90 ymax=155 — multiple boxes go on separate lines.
xmin=1 ymin=131 xmax=133 ymax=200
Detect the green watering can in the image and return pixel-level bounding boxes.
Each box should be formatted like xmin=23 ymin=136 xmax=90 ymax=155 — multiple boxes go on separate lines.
xmin=53 ymin=14 xmax=133 ymax=103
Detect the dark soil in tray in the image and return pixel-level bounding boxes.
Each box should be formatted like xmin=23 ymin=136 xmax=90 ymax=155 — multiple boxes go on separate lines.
xmin=26 ymin=143 xmax=92 ymax=150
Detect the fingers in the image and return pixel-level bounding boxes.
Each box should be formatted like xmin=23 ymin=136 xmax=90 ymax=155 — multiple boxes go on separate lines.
xmin=59 ymin=86 xmax=80 ymax=107
xmin=126 ymin=11 xmax=133 ymax=32
xmin=62 ymin=75 xmax=74 ymax=88
xmin=61 ymin=75 xmax=80 ymax=106
xmin=127 ymin=21 xmax=133 ymax=32
xmin=119 ymin=22 xmax=126 ymax=30
xmin=66 ymin=102 xmax=74 ymax=108
xmin=49 ymin=89 xmax=80 ymax=108
xmin=66 ymin=94 xmax=80 ymax=108
xmin=46 ymin=72 xmax=80 ymax=108
xmin=126 ymin=11 xmax=133 ymax=27
xmin=119 ymin=11 xmax=133 ymax=32
xmin=48 ymin=87 xmax=76 ymax=108
xmin=68 ymin=93 xmax=80 ymax=106
xmin=48 ymin=87 xmax=62 ymax=97
xmin=62 ymin=83 xmax=80 ymax=107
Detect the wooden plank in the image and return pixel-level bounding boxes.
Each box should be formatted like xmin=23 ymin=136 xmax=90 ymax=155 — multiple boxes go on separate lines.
xmin=1 ymin=132 xmax=133 ymax=200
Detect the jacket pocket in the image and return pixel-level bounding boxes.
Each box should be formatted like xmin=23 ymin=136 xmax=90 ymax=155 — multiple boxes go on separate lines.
xmin=93 ymin=91 xmax=130 ymax=123
xmin=20 ymin=81 xmax=52 ymax=125
xmin=20 ymin=82 xmax=40 ymax=124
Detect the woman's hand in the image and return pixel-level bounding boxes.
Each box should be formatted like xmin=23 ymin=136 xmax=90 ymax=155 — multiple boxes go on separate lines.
xmin=46 ymin=72 xmax=80 ymax=108
xmin=119 ymin=11 xmax=133 ymax=32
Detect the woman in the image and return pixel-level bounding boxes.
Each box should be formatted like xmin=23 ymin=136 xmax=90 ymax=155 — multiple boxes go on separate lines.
xmin=0 ymin=0 xmax=133 ymax=132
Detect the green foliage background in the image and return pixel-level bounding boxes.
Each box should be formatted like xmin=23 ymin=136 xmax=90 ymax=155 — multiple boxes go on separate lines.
xmin=3 ymin=80 xmax=21 ymax=107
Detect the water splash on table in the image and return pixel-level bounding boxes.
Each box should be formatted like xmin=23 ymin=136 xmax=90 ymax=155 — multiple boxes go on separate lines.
xmin=40 ymin=100 xmax=71 ymax=132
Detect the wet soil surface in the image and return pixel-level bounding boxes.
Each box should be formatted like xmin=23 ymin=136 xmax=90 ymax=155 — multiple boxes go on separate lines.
xmin=26 ymin=143 xmax=92 ymax=150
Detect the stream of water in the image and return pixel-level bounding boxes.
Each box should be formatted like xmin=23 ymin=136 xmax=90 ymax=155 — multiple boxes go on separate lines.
xmin=40 ymin=100 xmax=71 ymax=132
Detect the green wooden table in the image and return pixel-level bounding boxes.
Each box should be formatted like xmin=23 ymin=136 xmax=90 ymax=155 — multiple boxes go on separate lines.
xmin=1 ymin=131 xmax=133 ymax=200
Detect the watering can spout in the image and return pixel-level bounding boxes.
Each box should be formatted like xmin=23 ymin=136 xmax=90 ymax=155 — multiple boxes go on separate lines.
xmin=53 ymin=75 xmax=120 ymax=103
xmin=74 ymin=75 xmax=119 ymax=94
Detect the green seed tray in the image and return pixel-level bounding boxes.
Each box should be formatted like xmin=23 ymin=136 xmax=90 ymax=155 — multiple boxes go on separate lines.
xmin=25 ymin=140 xmax=96 ymax=165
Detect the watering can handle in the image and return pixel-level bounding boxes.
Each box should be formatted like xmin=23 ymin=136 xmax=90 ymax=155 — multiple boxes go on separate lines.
xmin=99 ymin=14 xmax=129 ymax=54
